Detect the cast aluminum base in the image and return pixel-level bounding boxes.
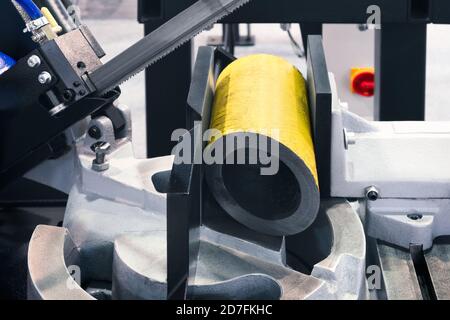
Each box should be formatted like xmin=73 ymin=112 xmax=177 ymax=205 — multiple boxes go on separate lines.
xmin=25 ymin=117 xmax=368 ymax=299
xmin=113 ymin=199 xmax=367 ymax=300
xmin=27 ymin=198 xmax=368 ymax=300
xmin=23 ymin=93 xmax=370 ymax=300
xmin=329 ymin=74 xmax=450 ymax=251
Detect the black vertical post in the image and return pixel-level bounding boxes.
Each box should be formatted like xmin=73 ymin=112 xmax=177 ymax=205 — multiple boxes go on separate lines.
xmin=374 ymin=24 xmax=427 ymax=121
xmin=223 ymin=24 xmax=237 ymax=55
xmin=139 ymin=1 xmax=194 ymax=158
xmin=307 ymin=36 xmax=332 ymax=198
xmin=167 ymin=47 xmax=220 ymax=300
xmin=144 ymin=27 xmax=193 ymax=158
xmin=300 ymin=23 xmax=323 ymax=53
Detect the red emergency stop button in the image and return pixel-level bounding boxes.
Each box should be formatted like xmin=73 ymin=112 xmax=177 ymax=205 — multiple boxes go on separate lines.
xmin=351 ymin=68 xmax=375 ymax=97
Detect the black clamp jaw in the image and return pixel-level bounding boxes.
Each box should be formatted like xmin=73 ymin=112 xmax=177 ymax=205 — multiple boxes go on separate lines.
xmin=0 ymin=25 xmax=120 ymax=189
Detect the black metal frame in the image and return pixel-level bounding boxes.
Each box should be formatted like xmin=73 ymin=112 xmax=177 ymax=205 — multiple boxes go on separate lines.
xmin=166 ymin=47 xmax=232 ymax=300
xmin=0 ymin=179 xmax=67 ymax=207
xmin=138 ymin=1 xmax=194 ymax=158
xmin=160 ymin=0 xmax=450 ymax=23
xmin=207 ymin=24 xmax=256 ymax=55
xmin=138 ymin=0 xmax=450 ymax=157
xmin=374 ymin=24 xmax=427 ymax=121
xmin=0 ymin=2 xmax=67 ymax=206
xmin=0 ymin=43 xmax=120 ymax=189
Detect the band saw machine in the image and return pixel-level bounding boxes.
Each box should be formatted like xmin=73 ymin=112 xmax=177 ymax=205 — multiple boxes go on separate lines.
xmin=1 ymin=0 xmax=449 ymax=300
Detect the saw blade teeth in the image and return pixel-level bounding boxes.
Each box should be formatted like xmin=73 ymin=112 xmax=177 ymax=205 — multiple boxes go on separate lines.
xmin=97 ymin=0 xmax=251 ymax=93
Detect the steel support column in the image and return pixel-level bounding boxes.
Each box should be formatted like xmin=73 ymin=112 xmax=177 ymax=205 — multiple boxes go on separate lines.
xmin=374 ymin=24 xmax=427 ymax=121
xmin=139 ymin=1 xmax=194 ymax=157
xmin=144 ymin=24 xmax=193 ymax=157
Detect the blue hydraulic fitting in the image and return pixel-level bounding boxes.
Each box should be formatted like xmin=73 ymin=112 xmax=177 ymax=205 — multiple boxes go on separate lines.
xmin=15 ymin=0 xmax=43 ymax=20
xmin=0 ymin=52 xmax=16 ymax=75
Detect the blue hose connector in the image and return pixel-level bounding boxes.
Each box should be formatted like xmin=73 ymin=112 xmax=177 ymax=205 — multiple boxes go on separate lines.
xmin=16 ymin=0 xmax=43 ymax=20
xmin=0 ymin=52 xmax=16 ymax=75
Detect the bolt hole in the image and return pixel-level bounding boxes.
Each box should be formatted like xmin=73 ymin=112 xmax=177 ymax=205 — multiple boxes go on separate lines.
xmin=63 ymin=90 xmax=75 ymax=102
xmin=365 ymin=186 xmax=379 ymax=201
xmin=367 ymin=192 xmax=378 ymax=201
xmin=408 ymin=213 xmax=423 ymax=221
xmin=88 ymin=126 xmax=102 ymax=140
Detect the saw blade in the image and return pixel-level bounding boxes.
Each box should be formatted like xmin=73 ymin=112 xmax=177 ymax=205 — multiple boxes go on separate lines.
xmin=87 ymin=0 xmax=250 ymax=93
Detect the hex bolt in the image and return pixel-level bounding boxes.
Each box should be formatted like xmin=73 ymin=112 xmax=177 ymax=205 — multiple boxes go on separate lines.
xmin=343 ymin=129 xmax=356 ymax=150
xmin=27 ymin=55 xmax=41 ymax=68
xmin=365 ymin=186 xmax=379 ymax=201
xmin=38 ymin=71 xmax=52 ymax=84
xmin=91 ymin=142 xmax=111 ymax=172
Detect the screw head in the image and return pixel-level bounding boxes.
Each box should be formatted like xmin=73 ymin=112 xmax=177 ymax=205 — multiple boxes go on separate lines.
xmin=88 ymin=126 xmax=102 ymax=140
xmin=27 ymin=55 xmax=41 ymax=68
xmin=38 ymin=71 xmax=52 ymax=85
xmin=366 ymin=186 xmax=379 ymax=201
xmin=92 ymin=161 xmax=110 ymax=172
xmin=63 ymin=89 xmax=75 ymax=102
